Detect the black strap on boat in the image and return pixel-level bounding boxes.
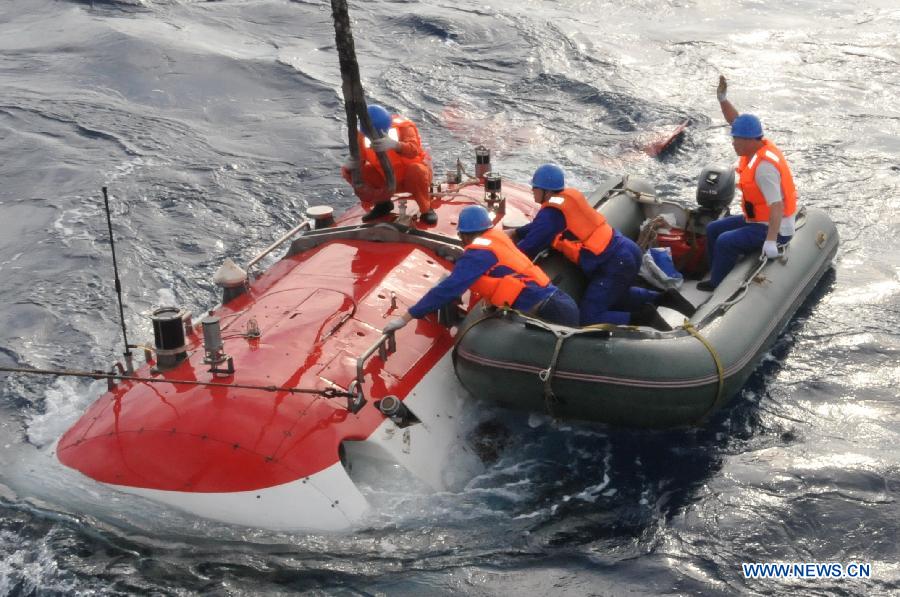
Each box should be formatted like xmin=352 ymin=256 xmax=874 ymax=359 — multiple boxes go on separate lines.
xmin=0 ymin=365 xmax=356 ymax=399
xmin=330 ymin=0 xmax=396 ymax=193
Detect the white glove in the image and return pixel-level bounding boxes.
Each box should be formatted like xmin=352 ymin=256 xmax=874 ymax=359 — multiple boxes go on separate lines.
xmin=343 ymin=158 xmax=359 ymax=170
xmin=371 ymin=136 xmax=400 ymax=152
xmin=762 ymin=240 xmax=779 ymax=259
xmin=716 ymin=75 xmax=728 ymax=102
xmin=383 ymin=316 xmax=408 ymax=334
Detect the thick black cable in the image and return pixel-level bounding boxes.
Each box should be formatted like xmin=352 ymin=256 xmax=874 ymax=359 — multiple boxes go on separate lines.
xmin=101 ymin=186 xmax=133 ymax=363
xmin=330 ymin=0 xmax=396 ymax=193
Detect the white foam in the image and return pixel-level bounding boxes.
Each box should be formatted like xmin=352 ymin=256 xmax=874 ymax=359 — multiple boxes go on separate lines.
xmin=155 ymin=287 xmax=177 ymax=306
xmin=26 ymin=378 xmax=105 ymax=448
xmin=0 ymin=529 xmax=76 ymax=596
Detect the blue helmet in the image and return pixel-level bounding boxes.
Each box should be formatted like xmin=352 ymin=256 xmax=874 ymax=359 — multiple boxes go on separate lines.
xmin=531 ymin=163 xmax=565 ymax=191
xmin=730 ymin=114 xmax=764 ymax=139
xmin=457 ymin=205 xmax=493 ymax=234
xmin=366 ymin=104 xmax=392 ymax=135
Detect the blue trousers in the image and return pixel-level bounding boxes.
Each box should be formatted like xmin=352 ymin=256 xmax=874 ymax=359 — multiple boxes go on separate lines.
xmin=580 ymin=236 xmax=659 ymax=326
xmin=535 ymin=289 xmax=580 ymax=327
xmin=706 ymin=215 xmax=789 ymax=286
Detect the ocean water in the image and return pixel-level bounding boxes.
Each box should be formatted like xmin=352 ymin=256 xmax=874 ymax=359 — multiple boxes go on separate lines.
xmin=1 ymin=0 xmax=898 ymax=594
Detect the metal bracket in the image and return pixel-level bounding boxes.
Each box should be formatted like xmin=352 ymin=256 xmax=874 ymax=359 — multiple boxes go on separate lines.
xmin=208 ymin=356 xmax=235 ymax=377
xmin=107 ymin=361 xmax=125 ymax=390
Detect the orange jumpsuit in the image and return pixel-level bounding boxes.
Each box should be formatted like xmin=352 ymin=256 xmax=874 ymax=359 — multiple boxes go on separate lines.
xmin=341 ymin=116 xmax=433 ymax=214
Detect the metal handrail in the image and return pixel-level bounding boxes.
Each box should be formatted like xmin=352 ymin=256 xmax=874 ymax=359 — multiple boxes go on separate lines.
xmin=284 ymin=222 xmax=464 ymax=262
xmin=246 ymin=219 xmax=312 ymax=272
xmin=343 ymin=332 xmax=398 ymax=415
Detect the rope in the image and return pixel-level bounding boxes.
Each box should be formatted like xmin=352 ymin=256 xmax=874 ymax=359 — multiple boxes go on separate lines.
xmin=0 ymin=365 xmax=355 ymax=399
xmin=579 ymin=322 xmax=620 ymax=332
xmin=538 ymin=332 xmax=568 ymax=417
xmin=454 ymin=303 xmax=624 ymax=350
xmin=637 ymin=215 xmax=666 ymax=251
xmin=451 ymin=307 xmax=504 ymax=354
xmin=695 ymin=247 xmax=789 ymax=329
xmin=681 ymin=320 xmax=726 ymax=423
xmin=716 ymin=254 xmax=769 ymax=311
xmin=452 ymin=305 xmax=623 ymax=419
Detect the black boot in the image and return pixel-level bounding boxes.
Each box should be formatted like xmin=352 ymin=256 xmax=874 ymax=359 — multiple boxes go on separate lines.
xmin=421 ymin=210 xmax=438 ymax=225
xmin=696 ymin=280 xmax=716 ymax=292
xmin=657 ymin=288 xmax=696 ymax=316
xmin=361 ymin=201 xmax=394 ymax=222
xmin=628 ymin=303 xmax=672 ymax=332
xmin=629 ymin=304 xmax=672 ymax=331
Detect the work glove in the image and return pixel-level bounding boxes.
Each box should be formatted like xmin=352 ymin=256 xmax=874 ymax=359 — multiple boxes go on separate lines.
xmin=371 ymin=136 xmax=400 ymax=152
xmin=383 ymin=316 xmax=408 ymax=334
xmin=343 ymin=157 xmax=359 ymax=171
xmin=762 ymin=240 xmax=779 ymax=259
xmin=717 ymin=75 xmax=728 ymax=102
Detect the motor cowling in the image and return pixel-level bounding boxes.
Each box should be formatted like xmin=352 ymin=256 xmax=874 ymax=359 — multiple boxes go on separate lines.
xmin=696 ymin=165 xmax=735 ymax=212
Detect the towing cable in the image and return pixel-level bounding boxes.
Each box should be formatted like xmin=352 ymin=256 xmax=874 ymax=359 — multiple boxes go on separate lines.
xmin=0 ymin=365 xmax=355 ymax=400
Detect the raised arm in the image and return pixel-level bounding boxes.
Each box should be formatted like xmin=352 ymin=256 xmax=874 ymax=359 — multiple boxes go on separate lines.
xmin=717 ymin=75 xmax=739 ymax=124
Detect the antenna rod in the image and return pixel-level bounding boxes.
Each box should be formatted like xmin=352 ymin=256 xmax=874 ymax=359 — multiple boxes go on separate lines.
xmin=101 ymin=186 xmax=134 ymax=374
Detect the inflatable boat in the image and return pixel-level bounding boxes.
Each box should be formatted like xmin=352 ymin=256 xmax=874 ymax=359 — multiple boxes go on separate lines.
xmin=55 ymin=155 xmax=540 ymax=531
xmin=453 ymin=172 xmax=839 ymax=428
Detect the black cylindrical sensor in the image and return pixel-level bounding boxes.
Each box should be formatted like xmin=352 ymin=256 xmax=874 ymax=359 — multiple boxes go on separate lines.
xmin=475 ymin=146 xmax=491 ymax=180
xmin=484 ymin=171 xmax=502 ymax=193
xmin=151 ymin=307 xmax=187 ymax=351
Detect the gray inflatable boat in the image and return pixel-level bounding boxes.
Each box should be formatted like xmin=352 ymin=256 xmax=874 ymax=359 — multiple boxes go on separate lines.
xmin=452 ymin=173 xmax=839 ymax=428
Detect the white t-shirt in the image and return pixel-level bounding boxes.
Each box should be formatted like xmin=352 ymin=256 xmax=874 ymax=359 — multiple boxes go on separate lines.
xmin=754 ymin=160 xmax=796 ymax=237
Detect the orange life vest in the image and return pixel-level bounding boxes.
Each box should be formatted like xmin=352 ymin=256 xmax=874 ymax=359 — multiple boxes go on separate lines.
xmin=466 ymin=228 xmax=551 ymax=307
xmin=359 ymin=116 xmax=429 ymax=181
xmin=736 ymin=139 xmax=797 ymax=223
xmin=541 ymin=188 xmax=613 ymax=263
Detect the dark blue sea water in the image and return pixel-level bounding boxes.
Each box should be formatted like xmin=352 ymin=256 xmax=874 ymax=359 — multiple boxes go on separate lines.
xmin=1 ymin=0 xmax=898 ymax=594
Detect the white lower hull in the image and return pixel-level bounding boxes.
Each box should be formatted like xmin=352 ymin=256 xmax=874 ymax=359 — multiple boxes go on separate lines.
xmin=92 ymin=353 xmax=481 ymax=531
xmin=115 ymin=461 xmax=369 ymax=531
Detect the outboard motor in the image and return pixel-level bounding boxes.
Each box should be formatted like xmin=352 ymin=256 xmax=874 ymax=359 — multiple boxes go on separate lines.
xmin=696 ymin=165 xmax=735 ymax=217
